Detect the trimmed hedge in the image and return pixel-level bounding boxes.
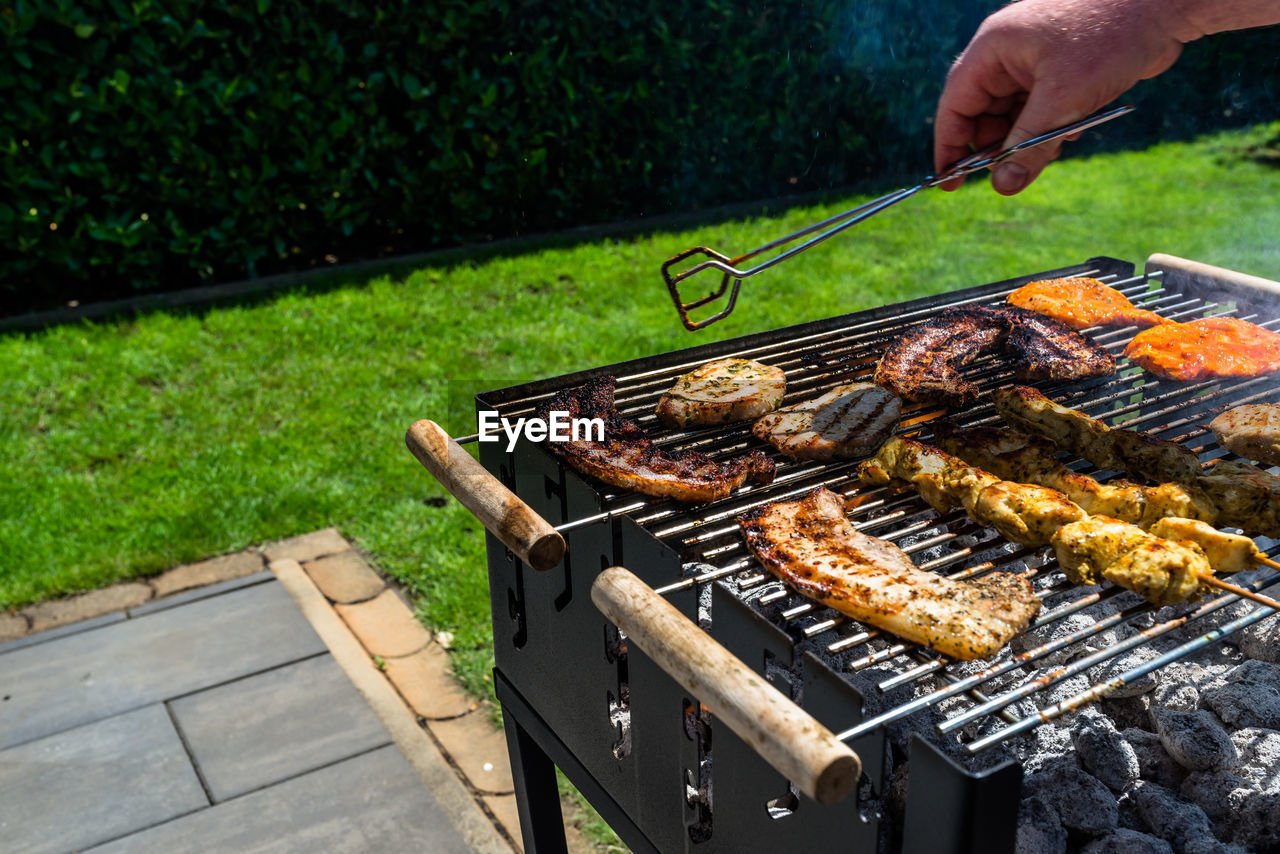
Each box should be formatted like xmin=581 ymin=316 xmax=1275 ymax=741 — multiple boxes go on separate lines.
xmin=3 ymin=1 xmax=1277 ymax=314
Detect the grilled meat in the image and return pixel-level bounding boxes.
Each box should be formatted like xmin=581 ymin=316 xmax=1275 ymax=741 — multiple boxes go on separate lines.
xmin=992 ymin=386 xmax=1203 ymax=483
xmin=858 ymin=436 xmax=1087 ymax=546
xmin=1052 ymin=516 xmax=1207 ymax=606
xmin=739 ymin=487 xmax=1041 ymax=660
xmin=873 ymin=306 xmax=1006 ymax=405
xmin=992 ymin=385 xmax=1280 ymax=536
xmin=1209 ymin=403 xmax=1280 ymax=466
xmin=873 ymin=305 xmax=1114 ymax=406
xmin=656 ymin=358 xmax=786 ymax=428
xmin=751 ymin=382 xmax=901 ymax=461
xmin=933 ymin=423 xmax=1215 ymax=528
xmin=1147 ymin=517 xmax=1266 ymax=574
xmin=1006 ymin=277 xmax=1169 ymax=330
xmin=858 ymin=437 xmax=1230 ymax=606
xmin=1124 ymin=316 xmax=1280 ymax=381
xmin=538 ymin=376 xmax=775 ymax=503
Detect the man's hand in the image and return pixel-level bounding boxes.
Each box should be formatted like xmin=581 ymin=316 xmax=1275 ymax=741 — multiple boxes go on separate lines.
xmin=934 ymin=0 xmax=1188 ymax=195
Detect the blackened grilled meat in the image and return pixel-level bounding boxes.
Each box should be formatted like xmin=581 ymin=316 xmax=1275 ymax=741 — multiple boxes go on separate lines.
xmin=873 ymin=305 xmax=1115 ymax=406
xmin=538 ymin=376 xmax=775 ymax=503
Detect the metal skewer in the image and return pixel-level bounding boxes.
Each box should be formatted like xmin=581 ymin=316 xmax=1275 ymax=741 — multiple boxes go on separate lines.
xmin=663 ymin=104 xmax=1136 ymax=330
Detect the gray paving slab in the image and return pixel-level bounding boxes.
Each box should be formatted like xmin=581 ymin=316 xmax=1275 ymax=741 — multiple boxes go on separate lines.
xmin=170 ymin=654 xmax=392 ymax=801
xmin=129 ymin=569 xmax=274 ymax=617
xmin=0 ymin=609 xmax=127 ymax=655
xmin=0 ymin=704 xmax=207 ymax=854
xmin=0 ymin=581 xmax=327 ymax=749
xmin=84 ymin=744 xmax=473 ymax=854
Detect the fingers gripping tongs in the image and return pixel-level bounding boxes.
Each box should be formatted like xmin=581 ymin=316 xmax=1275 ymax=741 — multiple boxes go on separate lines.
xmin=662 ymin=104 xmax=1134 ymax=331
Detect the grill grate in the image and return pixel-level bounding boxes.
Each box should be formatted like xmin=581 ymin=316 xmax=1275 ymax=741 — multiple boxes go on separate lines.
xmin=478 ymin=261 xmax=1280 ymax=763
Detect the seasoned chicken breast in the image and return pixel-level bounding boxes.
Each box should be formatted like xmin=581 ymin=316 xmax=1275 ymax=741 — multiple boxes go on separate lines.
xmin=1051 ymin=516 xmax=1207 ymax=606
xmin=656 ymin=358 xmax=787 ymax=428
xmin=739 ymin=487 xmax=1041 ymax=660
xmin=751 ymin=382 xmax=901 ymax=461
xmin=1209 ymin=403 xmax=1280 ymax=467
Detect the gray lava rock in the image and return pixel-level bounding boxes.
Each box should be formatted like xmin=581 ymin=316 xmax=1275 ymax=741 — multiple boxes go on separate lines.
xmin=1180 ymin=839 xmax=1249 ymax=854
xmin=1013 ymin=613 xmax=1098 ymax=666
xmin=1130 ymin=782 xmax=1217 ymax=854
xmin=1104 ymin=695 xmax=1156 ymax=731
xmin=1124 ymin=728 xmax=1190 ymax=788
xmin=1023 ymin=724 xmax=1077 ymax=775
xmin=1223 ymin=789 xmax=1280 ymax=852
xmin=1150 ymin=708 xmax=1238 ymax=771
xmin=1178 ymin=769 xmax=1251 ymax=821
xmin=1015 ymin=796 xmax=1067 ymax=854
xmin=1090 ymin=646 xmax=1162 ymax=698
xmin=1044 ymin=674 xmax=1093 ymax=709
xmin=1200 ymin=660 xmax=1280 ymax=729
xmin=1023 ymin=758 xmax=1119 ymax=838
xmin=1240 ymin=613 xmax=1280 ymax=662
xmin=1151 ymin=682 xmax=1201 ymax=713
xmin=1081 ymin=829 xmax=1174 ymax=854
xmin=1073 ymin=710 xmax=1141 ymax=792
xmin=1230 ymin=727 xmax=1280 ymax=792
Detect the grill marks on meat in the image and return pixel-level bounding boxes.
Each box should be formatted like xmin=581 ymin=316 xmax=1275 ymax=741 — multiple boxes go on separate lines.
xmin=656 ymin=358 xmax=786 ymax=428
xmin=873 ymin=305 xmax=1114 ymax=406
xmin=538 ymin=376 xmax=775 ymax=503
xmin=739 ymin=487 xmax=1041 ymax=660
xmin=751 ymin=382 xmax=901 ymax=461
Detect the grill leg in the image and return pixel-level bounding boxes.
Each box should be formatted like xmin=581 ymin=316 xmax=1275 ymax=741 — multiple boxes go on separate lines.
xmin=503 ymin=706 xmax=569 ymax=854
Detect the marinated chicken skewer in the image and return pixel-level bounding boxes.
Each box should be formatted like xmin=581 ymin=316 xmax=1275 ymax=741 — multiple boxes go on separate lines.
xmin=857 ymin=437 xmax=1280 ymax=608
xmin=932 ymin=423 xmax=1215 ymax=528
xmin=739 ymin=487 xmax=1042 ymax=660
xmin=994 ymin=386 xmax=1280 ymax=538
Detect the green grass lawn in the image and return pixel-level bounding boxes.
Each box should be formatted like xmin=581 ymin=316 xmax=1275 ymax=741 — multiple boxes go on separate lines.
xmin=3 ymin=124 xmax=1279 ymax=706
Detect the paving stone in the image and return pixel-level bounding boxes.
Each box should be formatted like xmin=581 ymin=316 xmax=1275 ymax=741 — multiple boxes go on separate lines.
xmin=129 ymin=570 xmax=273 ymax=617
xmin=0 ymin=704 xmax=206 ymax=854
xmin=384 ymin=643 xmax=476 ymax=720
xmin=304 ymin=550 xmax=386 ymax=604
xmin=427 ymin=712 xmax=516 ymax=795
xmin=263 ymin=527 xmax=350 ymax=563
xmin=23 ymin=581 xmax=152 ymax=633
xmin=170 ymin=654 xmax=391 ymax=801
xmin=84 ymin=744 xmax=472 ymax=854
xmin=0 ymin=581 xmax=326 ymax=749
xmin=335 ymin=588 xmax=430 ymax=659
xmin=151 ymin=550 xmax=264 ymax=597
xmin=0 ymin=611 xmax=27 ymax=642
xmin=482 ymin=794 xmax=524 ymax=852
xmin=0 ymin=610 xmax=126 ymax=655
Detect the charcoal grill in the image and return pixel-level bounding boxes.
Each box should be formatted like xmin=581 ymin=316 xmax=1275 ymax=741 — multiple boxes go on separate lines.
xmin=407 ymin=254 xmax=1280 ymax=854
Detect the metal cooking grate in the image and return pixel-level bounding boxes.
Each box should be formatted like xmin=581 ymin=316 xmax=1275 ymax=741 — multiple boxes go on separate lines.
xmin=479 ymin=265 xmax=1280 ymax=759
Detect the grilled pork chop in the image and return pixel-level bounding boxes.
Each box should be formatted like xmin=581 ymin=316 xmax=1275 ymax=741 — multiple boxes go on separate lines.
xmin=656 ymin=358 xmax=786 ymax=428
xmin=537 ymin=376 xmax=775 ymax=503
xmin=873 ymin=305 xmax=1114 ymax=406
xmin=751 ymin=382 xmax=901 ymax=460
xmin=1209 ymin=403 xmax=1280 ymax=466
xmin=739 ymin=487 xmax=1041 ymax=660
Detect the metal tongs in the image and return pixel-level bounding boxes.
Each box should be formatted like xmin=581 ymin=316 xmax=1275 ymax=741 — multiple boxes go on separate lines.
xmin=662 ymin=104 xmax=1135 ymax=331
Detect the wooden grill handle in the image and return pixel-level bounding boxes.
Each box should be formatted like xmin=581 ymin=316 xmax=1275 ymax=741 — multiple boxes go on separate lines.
xmin=591 ymin=566 xmax=862 ymax=805
xmin=1146 ymin=253 xmax=1280 ymax=298
xmin=405 ymin=419 xmax=565 ymax=571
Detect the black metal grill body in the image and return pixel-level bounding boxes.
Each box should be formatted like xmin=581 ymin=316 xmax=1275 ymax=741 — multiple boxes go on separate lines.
xmin=473 ymin=256 xmax=1280 ymax=854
